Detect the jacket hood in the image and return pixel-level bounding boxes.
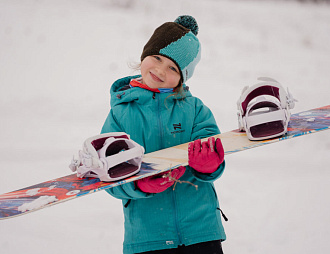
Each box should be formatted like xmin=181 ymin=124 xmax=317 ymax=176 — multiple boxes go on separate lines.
xmin=110 ymin=75 xmax=192 ymax=108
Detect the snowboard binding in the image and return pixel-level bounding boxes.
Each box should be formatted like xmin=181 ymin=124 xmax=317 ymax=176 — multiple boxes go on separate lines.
xmin=237 ymin=77 xmax=297 ymax=141
xmin=69 ymin=132 xmax=145 ymax=181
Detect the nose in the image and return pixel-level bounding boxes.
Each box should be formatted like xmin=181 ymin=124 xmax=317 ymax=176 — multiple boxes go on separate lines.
xmin=155 ymin=65 xmax=165 ymax=77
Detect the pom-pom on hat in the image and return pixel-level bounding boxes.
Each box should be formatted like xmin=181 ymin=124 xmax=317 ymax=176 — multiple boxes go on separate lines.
xmin=141 ymin=15 xmax=201 ymax=84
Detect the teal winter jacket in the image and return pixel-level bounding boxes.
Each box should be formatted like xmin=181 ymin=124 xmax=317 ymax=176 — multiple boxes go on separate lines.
xmin=101 ymin=76 xmax=226 ymax=254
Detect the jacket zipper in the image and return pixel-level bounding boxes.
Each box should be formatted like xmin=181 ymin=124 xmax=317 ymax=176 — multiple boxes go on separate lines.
xmin=171 ymin=190 xmax=183 ymax=245
xmin=154 ymin=93 xmax=181 ymax=243
xmin=154 ymin=93 xmax=164 ymax=149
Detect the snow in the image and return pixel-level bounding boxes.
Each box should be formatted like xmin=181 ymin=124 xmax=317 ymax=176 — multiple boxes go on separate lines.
xmin=0 ymin=0 xmax=330 ymax=253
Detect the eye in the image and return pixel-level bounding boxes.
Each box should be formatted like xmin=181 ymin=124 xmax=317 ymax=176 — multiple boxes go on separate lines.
xmin=170 ymin=66 xmax=179 ymax=73
xmin=153 ymin=56 xmax=161 ymax=61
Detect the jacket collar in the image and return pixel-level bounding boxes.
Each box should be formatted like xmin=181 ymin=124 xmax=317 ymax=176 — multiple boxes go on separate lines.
xmin=130 ymin=78 xmax=175 ymax=94
xmin=110 ymin=75 xmax=191 ymax=108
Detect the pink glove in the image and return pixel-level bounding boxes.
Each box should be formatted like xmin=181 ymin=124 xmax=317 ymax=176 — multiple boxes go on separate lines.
xmin=188 ymin=137 xmax=224 ymax=174
xmin=136 ymin=166 xmax=186 ymax=193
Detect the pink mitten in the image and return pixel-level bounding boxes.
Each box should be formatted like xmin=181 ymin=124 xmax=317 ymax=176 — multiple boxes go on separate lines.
xmin=136 ymin=166 xmax=186 ymax=193
xmin=188 ymin=137 xmax=224 ymax=174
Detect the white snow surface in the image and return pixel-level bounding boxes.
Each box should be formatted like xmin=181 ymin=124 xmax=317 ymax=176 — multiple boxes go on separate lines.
xmin=1 ymin=0 xmax=330 ymax=253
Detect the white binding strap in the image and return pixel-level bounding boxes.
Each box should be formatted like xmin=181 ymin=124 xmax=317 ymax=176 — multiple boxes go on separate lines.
xmin=245 ymin=109 xmax=287 ymax=127
xmin=70 ymin=132 xmax=145 ymax=182
xmin=237 ymin=78 xmax=288 ymax=115
xmin=100 ymin=143 xmax=144 ymax=170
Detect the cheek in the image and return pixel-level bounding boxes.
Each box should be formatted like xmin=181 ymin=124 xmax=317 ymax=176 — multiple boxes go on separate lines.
xmin=168 ymin=73 xmax=181 ymax=87
xmin=140 ymin=59 xmax=152 ymax=74
xmin=140 ymin=62 xmax=147 ymax=74
xmin=140 ymin=65 xmax=150 ymax=82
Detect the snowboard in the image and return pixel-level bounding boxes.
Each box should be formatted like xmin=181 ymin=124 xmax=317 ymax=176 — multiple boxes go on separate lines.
xmin=1 ymin=105 xmax=330 ymax=220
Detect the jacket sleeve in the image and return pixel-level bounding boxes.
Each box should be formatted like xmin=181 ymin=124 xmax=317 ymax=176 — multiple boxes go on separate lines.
xmin=101 ymin=110 xmax=123 ymax=134
xmin=101 ymin=110 xmax=155 ymax=200
xmin=189 ymin=98 xmax=226 ymax=182
xmin=104 ymin=181 xmax=155 ymax=200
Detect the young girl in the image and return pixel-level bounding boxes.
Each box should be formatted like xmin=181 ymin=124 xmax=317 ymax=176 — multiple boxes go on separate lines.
xmin=101 ymin=15 xmax=226 ymax=254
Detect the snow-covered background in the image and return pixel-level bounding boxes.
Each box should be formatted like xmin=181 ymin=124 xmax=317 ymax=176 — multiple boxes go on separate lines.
xmin=1 ymin=0 xmax=330 ymax=253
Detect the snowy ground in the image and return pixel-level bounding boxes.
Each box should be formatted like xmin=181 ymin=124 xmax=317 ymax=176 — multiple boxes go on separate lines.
xmin=1 ymin=0 xmax=330 ymax=253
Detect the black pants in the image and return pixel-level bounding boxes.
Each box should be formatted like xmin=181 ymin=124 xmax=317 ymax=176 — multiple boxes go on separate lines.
xmin=137 ymin=240 xmax=224 ymax=254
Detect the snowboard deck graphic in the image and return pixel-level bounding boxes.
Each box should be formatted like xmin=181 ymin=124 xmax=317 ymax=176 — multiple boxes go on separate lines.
xmin=1 ymin=105 xmax=329 ymax=220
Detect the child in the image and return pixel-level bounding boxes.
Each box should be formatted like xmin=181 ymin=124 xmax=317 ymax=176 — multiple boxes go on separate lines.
xmin=101 ymin=15 xmax=226 ymax=254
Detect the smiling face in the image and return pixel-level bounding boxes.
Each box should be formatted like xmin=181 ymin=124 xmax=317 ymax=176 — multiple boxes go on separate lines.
xmin=140 ymin=55 xmax=181 ymax=89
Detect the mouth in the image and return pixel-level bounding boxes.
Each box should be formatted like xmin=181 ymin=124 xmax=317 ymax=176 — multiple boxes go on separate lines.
xmin=150 ymin=72 xmax=163 ymax=82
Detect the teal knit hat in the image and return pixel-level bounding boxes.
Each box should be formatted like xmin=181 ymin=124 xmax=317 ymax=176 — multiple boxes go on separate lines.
xmin=141 ymin=15 xmax=201 ymax=84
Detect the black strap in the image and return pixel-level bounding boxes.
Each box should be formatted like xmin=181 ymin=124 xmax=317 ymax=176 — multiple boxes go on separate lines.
xmin=217 ymin=208 xmax=228 ymax=221
xmin=124 ymin=199 xmax=131 ymax=208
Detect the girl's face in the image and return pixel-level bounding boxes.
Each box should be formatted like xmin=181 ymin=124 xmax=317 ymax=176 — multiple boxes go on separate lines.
xmin=140 ymin=55 xmax=181 ymax=89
